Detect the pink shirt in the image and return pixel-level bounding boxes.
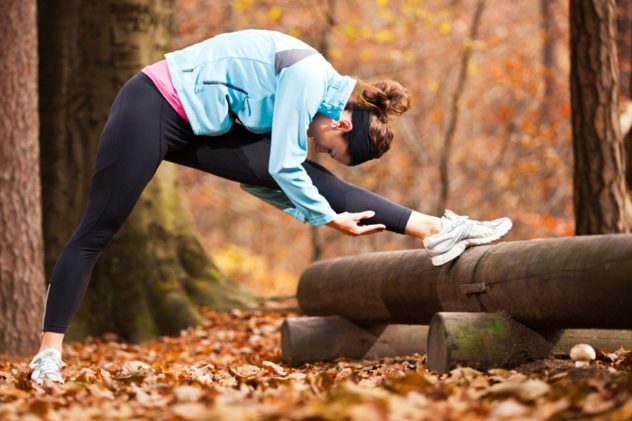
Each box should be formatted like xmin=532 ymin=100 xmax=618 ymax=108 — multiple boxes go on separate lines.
xmin=141 ymin=59 xmax=189 ymax=122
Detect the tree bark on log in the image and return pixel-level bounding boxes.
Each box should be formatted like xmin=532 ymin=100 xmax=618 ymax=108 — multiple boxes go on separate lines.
xmin=280 ymin=316 xmax=632 ymax=367
xmin=297 ymin=235 xmax=632 ymax=329
xmin=427 ymin=313 xmax=632 ymax=373
xmin=281 ymin=316 xmax=427 ymax=366
xmin=544 ymin=328 xmax=632 ymax=355
xmin=426 ymin=312 xmax=551 ymax=373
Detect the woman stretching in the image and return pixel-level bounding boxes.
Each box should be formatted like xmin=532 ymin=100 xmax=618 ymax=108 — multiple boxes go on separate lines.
xmin=28 ymin=29 xmax=512 ymax=384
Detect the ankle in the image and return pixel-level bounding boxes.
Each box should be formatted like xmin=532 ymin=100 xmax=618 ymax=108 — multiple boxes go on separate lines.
xmin=39 ymin=331 xmax=65 ymax=354
xmin=405 ymin=212 xmax=443 ymax=239
xmin=38 ymin=345 xmax=62 ymax=354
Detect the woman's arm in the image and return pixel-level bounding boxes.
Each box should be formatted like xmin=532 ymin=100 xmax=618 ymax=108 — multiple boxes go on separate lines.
xmin=240 ymin=183 xmax=386 ymax=235
xmin=267 ymin=57 xmax=337 ymax=226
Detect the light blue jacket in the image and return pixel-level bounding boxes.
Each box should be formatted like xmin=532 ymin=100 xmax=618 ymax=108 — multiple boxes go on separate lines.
xmin=165 ymin=29 xmax=356 ymax=226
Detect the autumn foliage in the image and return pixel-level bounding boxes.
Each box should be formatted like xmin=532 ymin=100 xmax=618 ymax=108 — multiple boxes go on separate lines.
xmin=174 ymin=0 xmax=574 ymax=295
xmin=2 ymin=304 xmax=631 ymax=420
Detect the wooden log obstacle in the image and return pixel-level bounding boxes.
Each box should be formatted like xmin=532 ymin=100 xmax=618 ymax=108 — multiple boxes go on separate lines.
xmin=282 ymin=235 xmax=632 ymax=371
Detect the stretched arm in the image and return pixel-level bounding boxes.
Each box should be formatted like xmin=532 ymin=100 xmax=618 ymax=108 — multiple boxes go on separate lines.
xmin=268 ymin=56 xmax=337 ymax=226
xmin=240 ymin=183 xmax=386 ymax=235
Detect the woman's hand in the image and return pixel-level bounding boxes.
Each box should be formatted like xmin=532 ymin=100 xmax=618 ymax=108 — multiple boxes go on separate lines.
xmin=325 ymin=211 xmax=386 ymax=236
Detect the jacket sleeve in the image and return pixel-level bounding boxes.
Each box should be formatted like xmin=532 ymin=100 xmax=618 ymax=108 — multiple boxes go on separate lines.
xmin=239 ymin=183 xmax=309 ymax=222
xmin=267 ymin=57 xmax=337 ymax=227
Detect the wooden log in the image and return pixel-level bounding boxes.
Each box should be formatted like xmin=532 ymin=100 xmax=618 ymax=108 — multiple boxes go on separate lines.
xmin=281 ymin=316 xmax=428 ymax=366
xmin=297 ymin=234 xmax=632 ymax=329
xmin=426 ymin=312 xmax=551 ymax=373
xmin=545 ymin=329 xmax=632 ymax=355
xmin=426 ymin=313 xmax=632 ymax=373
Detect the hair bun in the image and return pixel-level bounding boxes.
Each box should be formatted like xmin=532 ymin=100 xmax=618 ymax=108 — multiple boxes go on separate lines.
xmin=357 ymin=80 xmax=411 ymax=122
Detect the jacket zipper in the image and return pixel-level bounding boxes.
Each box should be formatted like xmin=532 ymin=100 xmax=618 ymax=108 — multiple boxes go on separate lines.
xmin=202 ymin=80 xmax=249 ymax=96
xmin=203 ymin=81 xmax=251 ymax=115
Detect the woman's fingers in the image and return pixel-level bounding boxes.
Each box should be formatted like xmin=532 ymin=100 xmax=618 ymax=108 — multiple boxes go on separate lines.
xmin=354 ymin=223 xmax=386 ymax=235
xmin=326 ymin=211 xmax=385 ymax=236
xmin=354 ymin=210 xmax=376 ymax=221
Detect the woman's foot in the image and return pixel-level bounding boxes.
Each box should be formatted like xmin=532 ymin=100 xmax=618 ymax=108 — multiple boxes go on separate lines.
xmin=423 ymin=209 xmax=512 ymax=266
xmin=29 ymin=347 xmax=66 ymax=384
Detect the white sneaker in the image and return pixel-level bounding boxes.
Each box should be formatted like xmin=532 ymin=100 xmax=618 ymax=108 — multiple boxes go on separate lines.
xmin=423 ymin=210 xmax=512 ymax=266
xmin=29 ymin=348 xmax=66 ymax=385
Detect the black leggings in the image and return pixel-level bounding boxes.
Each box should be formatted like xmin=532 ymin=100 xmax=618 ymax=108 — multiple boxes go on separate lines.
xmin=42 ymin=72 xmax=413 ymax=333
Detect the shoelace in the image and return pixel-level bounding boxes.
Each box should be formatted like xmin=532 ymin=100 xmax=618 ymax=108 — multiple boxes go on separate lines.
xmin=31 ymin=351 xmax=65 ymax=382
xmin=444 ymin=211 xmax=469 ymax=230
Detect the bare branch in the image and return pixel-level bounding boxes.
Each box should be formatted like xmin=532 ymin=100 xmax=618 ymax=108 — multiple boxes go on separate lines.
xmin=437 ymin=0 xmax=486 ymax=215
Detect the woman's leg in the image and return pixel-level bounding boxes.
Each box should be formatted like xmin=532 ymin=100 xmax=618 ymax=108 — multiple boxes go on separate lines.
xmin=164 ymin=130 xmax=441 ymax=238
xmin=39 ymin=73 xmax=193 ymax=353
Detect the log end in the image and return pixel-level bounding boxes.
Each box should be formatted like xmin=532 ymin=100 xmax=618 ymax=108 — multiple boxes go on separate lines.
xmin=426 ymin=314 xmax=451 ymax=373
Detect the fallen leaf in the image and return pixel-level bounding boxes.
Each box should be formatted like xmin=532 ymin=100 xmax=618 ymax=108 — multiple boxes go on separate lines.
xmin=486 ymin=379 xmax=550 ymax=402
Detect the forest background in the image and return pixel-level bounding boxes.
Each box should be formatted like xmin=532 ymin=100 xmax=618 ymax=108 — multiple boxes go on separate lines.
xmin=174 ymin=0 xmax=574 ymax=295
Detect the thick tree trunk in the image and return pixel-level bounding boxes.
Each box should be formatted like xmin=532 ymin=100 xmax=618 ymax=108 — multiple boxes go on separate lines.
xmin=616 ymin=1 xmax=632 ymax=226
xmin=38 ymin=0 xmax=255 ymax=343
xmin=570 ymin=0 xmax=628 ymax=234
xmin=297 ymin=235 xmax=632 ymax=329
xmin=0 ymin=0 xmax=46 ymax=356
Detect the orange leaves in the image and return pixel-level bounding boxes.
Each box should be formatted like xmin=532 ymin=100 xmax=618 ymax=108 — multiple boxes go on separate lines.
xmin=1 ymin=305 xmax=632 ymax=420
xmin=522 ymin=212 xmax=574 ymax=236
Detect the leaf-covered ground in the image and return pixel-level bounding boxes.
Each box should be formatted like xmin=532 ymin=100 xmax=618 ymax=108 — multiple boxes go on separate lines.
xmin=1 ymin=303 xmax=631 ymax=421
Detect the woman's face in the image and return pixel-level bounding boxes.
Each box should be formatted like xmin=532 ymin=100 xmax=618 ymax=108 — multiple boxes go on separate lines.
xmin=307 ymin=112 xmax=353 ymax=165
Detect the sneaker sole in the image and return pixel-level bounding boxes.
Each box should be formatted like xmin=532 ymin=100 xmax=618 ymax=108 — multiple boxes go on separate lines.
xmin=430 ymin=218 xmax=513 ymax=266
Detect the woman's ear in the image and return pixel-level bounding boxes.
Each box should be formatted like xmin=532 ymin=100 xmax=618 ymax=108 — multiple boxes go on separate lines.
xmin=337 ymin=118 xmax=353 ymax=132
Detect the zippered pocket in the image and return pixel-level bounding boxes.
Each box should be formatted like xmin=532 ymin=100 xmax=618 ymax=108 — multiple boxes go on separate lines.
xmin=202 ymin=80 xmax=249 ymax=96
xmin=199 ymin=80 xmax=251 ymax=116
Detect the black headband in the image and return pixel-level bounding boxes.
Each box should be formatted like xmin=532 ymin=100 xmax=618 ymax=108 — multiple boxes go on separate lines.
xmin=348 ymin=108 xmax=376 ymax=166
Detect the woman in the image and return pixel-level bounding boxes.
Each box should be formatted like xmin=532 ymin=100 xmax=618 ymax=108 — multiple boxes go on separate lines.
xmin=28 ymin=29 xmax=512 ymax=384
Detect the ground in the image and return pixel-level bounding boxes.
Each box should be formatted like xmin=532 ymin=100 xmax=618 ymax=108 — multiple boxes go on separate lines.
xmin=1 ymin=302 xmax=630 ymax=421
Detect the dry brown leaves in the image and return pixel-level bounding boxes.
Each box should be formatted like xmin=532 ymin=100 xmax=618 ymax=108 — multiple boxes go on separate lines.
xmin=1 ymin=305 xmax=630 ymax=421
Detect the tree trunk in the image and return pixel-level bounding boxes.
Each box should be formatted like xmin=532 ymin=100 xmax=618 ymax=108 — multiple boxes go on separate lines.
xmin=616 ymin=0 xmax=632 ymax=226
xmin=310 ymin=0 xmax=337 ymax=263
xmin=617 ymin=1 xmax=632 ymax=98
xmin=297 ymin=235 xmax=632 ymax=329
xmin=437 ymin=0 xmax=486 ymax=214
xmin=0 ymin=0 xmax=46 ymax=356
xmin=570 ymin=0 xmax=628 ymax=234
xmin=38 ymin=0 xmax=256 ymax=343
xmin=540 ymin=0 xmax=562 ymax=126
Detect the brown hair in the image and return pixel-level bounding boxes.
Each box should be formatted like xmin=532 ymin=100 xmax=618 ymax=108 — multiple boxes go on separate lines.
xmin=344 ymin=79 xmax=411 ymax=158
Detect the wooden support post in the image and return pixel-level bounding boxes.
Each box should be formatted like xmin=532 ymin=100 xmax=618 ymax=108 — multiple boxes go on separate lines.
xmin=281 ymin=316 xmax=428 ymax=366
xmin=427 ymin=312 xmax=551 ymax=373
xmin=426 ymin=312 xmax=632 ymax=373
